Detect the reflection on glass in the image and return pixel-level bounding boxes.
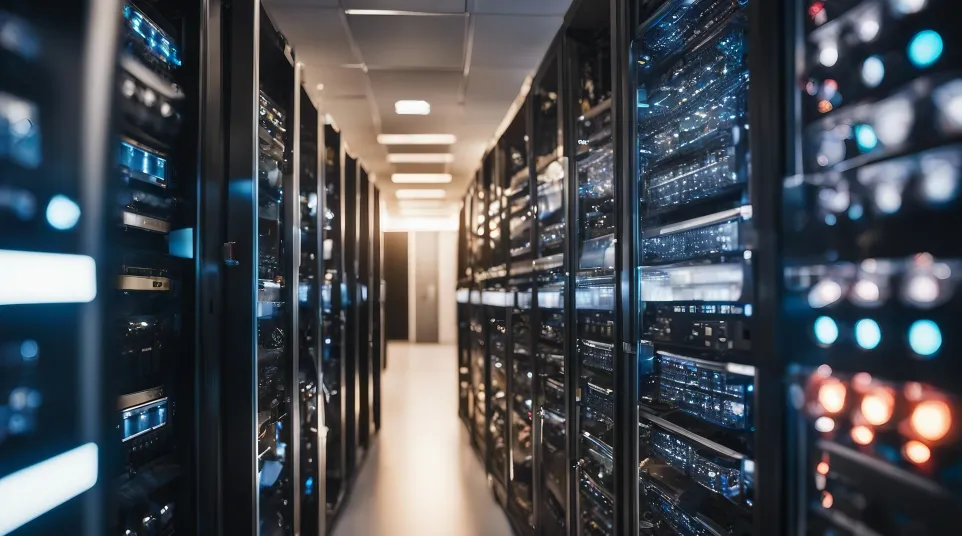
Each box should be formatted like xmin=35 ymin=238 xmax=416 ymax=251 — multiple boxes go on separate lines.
xmin=257 ymin=90 xmax=291 ymax=535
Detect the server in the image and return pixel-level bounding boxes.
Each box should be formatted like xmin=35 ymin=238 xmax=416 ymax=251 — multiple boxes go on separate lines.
xmin=783 ymin=0 xmax=962 ymax=534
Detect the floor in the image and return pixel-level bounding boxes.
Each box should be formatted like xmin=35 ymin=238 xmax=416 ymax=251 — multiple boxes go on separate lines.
xmin=331 ymin=342 xmax=513 ymax=536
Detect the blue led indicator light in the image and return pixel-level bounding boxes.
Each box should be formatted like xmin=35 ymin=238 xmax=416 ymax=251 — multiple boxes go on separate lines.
xmin=854 ymin=124 xmax=878 ymax=151
xmin=908 ymin=320 xmax=942 ymax=357
xmin=855 ymin=319 xmax=882 ymax=350
xmin=814 ymin=316 xmax=839 ymax=345
xmin=46 ymin=195 xmax=81 ymax=230
xmin=908 ymin=30 xmax=943 ymax=68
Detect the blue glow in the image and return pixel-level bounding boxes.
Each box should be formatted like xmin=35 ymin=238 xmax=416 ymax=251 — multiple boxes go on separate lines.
xmin=20 ymin=340 xmax=38 ymax=360
xmin=861 ymin=56 xmax=885 ymax=88
xmin=855 ymin=319 xmax=882 ymax=350
xmin=747 ymin=385 xmax=754 ymax=393
xmin=908 ymin=30 xmax=943 ymax=68
xmin=744 ymin=304 xmax=753 ymax=317
xmin=814 ymin=316 xmax=839 ymax=345
xmin=848 ymin=204 xmax=864 ymax=220
xmin=825 ymin=214 xmax=837 ymax=226
xmin=854 ymin=124 xmax=878 ymax=151
xmin=305 ymin=477 xmax=314 ymax=496
xmin=908 ymin=320 xmax=942 ymax=357
xmin=45 ymin=195 xmax=81 ymax=230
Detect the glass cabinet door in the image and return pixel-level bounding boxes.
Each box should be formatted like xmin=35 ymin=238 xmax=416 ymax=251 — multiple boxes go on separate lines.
xmin=632 ymin=1 xmax=755 ymax=534
xmin=256 ymin=33 xmax=295 ymax=534
xmin=321 ymin=124 xmax=345 ymax=516
xmin=573 ymin=38 xmax=617 ymax=536
xmin=296 ymin=82 xmax=322 ymax=534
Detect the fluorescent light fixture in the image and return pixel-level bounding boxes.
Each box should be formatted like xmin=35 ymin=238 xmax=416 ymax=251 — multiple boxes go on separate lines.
xmin=388 ymin=153 xmax=453 ymax=164
xmin=377 ymin=134 xmax=456 ymax=145
xmin=392 ymin=173 xmax=452 ymax=184
xmin=400 ymin=208 xmax=455 ymax=216
xmin=0 ymin=250 xmax=97 ymax=305
xmin=0 ymin=443 xmax=99 ymax=535
xmin=395 ymin=189 xmax=446 ymax=199
xmin=395 ymin=100 xmax=430 ymax=115
xmin=345 ymin=9 xmax=449 ymax=16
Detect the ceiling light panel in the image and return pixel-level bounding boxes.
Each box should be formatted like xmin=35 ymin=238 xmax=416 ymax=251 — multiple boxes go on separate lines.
xmin=388 ymin=153 xmax=454 ymax=164
xmin=377 ymin=134 xmax=456 ymax=145
xmin=395 ymin=100 xmax=431 ymax=115
xmin=392 ymin=173 xmax=453 ymax=184
xmin=396 ymin=189 xmax=447 ymax=199
xmin=344 ymin=9 xmax=452 ymax=16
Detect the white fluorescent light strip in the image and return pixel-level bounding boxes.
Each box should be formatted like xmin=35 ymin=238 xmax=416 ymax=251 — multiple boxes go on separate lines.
xmin=0 ymin=443 xmax=99 ymax=535
xmin=394 ymin=100 xmax=431 ymax=115
xmin=395 ymin=189 xmax=446 ymax=199
xmin=388 ymin=153 xmax=454 ymax=164
xmin=378 ymin=134 xmax=456 ymax=145
xmin=392 ymin=173 xmax=452 ymax=184
xmin=345 ymin=9 xmax=451 ymax=16
xmin=0 ymin=250 xmax=97 ymax=305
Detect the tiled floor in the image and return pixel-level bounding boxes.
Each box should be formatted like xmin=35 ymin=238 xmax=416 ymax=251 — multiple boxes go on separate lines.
xmin=331 ymin=342 xmax=513 ymax=536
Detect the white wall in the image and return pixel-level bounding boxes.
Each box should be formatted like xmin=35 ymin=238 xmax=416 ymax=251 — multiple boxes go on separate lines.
xmin=405 ymin=231 xmax=458 ymax=343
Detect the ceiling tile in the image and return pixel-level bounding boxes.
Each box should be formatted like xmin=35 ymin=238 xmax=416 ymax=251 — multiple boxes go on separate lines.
xmin=343 ymin=0 xmax=467 ymax=12
xmin=309 ymin=66 xmax=369 ymax=99
xmin=471 ymin=0 xmax=571 ymax=15
xmin=471 ymin=14 xmax=563 ymax=68
xmin=465 ymin=67 xmax=529 ymax=104
xmin=268 ymin=7 xmax=357 ymax=66
xmin=347 ymin=14 xmax=467 ymax=69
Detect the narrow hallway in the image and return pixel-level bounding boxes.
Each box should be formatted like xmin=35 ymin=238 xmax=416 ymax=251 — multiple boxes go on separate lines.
xmin=332 ymin=343 xmax=513 ymax=536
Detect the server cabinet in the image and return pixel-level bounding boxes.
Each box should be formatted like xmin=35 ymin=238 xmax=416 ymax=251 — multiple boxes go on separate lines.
xmin=296 ymin=82 xmax=323 ymax=536
xmin=222 ymin=3 xmax=300 ymax=535
xmin=626 ymin=1 xmax=758 ymax=535
xmin=320 ymin=123 xmax=348 ymax=522
xmin=110 ymin=1 xmax=223 ymax=534
xmin=783 ymin=0 xmax=962 ymax=534
xmin=357 ymin=169 xmax=374 ymax=451
xmin=480 ymin=147 xmax=512 ymax=510
xmin=469 ymin=175 xmax=489 ymax=460
xmin=0 ymin=3 xmax=118 ymax=535
xmin=372 ymin=187 xmax=383 ymax=428
xmin=340 ymin=152 xmax=359 ymax=478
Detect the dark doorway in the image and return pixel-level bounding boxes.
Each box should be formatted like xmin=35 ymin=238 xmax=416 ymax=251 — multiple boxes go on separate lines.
xmin=384 ymin=232 xmax=409 ymax=340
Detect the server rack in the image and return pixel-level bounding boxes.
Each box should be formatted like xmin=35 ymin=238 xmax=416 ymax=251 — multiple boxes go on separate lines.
xmin=0 ymin=3 xmax=118 ymax=535
xmin=296 ymin=83 xmax=323 ymax=535
xmin=458 ymin=198 xmax=473 ymax=427
xmin=341 ymin=152 xmax=359 ymax=481
xmin=109 ymin=2 xmax=223 ymax=534
xmin=357 ymin=168 xmax=374 ymax=453
xmin=469 ymin=176 xmax=489 ymax=460
xmin=623 ymin=0 xmax=768 ymax=534
xmin=320 ymin=122 xmax=348 ymax=525
xmin=782 ymin=0 xmax=962 ymax=534
xmin=221 ymin=3 xmax=303 ymax=534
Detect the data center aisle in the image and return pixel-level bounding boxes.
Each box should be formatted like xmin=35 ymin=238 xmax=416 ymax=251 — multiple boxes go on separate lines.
xmin=332 ymin=343 xmax=513 ymax=536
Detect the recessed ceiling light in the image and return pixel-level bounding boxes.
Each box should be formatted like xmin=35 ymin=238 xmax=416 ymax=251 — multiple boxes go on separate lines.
xmin=395 ymin=100 xmax=430 ymax=115
xmin=377 ymin=134 xmax=456 ymax=145
xmin=388 ymin=153 xmax=453 ymax=164
xmin=396 ymin=189 xmax=446 ymax=199
xmin=316 ymin=83 xmax=324 ymax=90
xmin=392 ymin=173 xmax=452 ymax=184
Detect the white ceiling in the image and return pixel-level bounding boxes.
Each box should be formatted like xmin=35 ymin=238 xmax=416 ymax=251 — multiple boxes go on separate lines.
xmin=264 ymin=0 xmax=571 ymax=216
